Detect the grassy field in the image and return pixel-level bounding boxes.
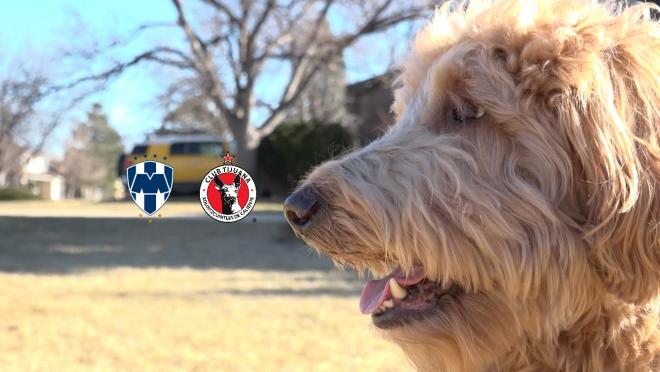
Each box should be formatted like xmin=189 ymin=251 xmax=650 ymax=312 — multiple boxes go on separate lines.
xmin=0 ymin=213 xmax=412 ymax=372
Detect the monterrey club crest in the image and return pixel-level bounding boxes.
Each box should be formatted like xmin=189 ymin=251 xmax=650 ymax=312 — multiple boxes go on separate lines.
xmin=127 ymin=160 xmax=174 ymax=215
xmin=199 ymin=152 xmax=256 ymax=223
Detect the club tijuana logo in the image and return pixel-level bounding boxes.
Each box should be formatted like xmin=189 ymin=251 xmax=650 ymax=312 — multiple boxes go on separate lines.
xmin=199 ymin=152 xmax=257 ymax=223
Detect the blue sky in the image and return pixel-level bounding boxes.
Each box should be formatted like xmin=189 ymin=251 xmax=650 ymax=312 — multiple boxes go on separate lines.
xmin=1 ymin=0 xmax=418 ymax=156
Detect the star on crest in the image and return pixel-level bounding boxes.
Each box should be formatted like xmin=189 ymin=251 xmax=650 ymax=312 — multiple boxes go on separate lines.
xmin=222 ymin=152 xmax=235 ymax=165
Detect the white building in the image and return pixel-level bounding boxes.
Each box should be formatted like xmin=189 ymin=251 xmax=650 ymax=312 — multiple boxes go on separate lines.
xmin=20 ymin=155 xmax=66 ymax=201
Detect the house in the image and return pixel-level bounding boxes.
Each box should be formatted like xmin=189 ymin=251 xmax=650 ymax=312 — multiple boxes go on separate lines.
xmin=20 ymin=155 xmax=66 ymax=201
xmin=345 ymin=72 xmax=397 ymax=146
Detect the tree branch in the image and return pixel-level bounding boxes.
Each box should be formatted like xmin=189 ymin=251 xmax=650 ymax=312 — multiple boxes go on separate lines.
xmin=202 ymin=0 xmax=241 ymax=26
xmin=257 ymin=62 xmax=323 ymax=138
xmin=245 ymin=0 xmax=276 ymax=59
xmin=53 ymin=47 xmax=195 ymax=91
xmin=171 ymin=0 xmax=236 ymax=132
xmin=337 ymin=2 xmax=427 ymax=48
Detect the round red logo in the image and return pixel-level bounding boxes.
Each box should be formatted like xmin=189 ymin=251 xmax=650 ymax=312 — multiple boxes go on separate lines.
xmin=199 ymin=165 xmax=257 ymax=222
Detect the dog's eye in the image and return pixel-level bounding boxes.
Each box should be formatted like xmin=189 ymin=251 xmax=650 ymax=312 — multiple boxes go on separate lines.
xmin=451 ymin=104 xmax=486 ymax=125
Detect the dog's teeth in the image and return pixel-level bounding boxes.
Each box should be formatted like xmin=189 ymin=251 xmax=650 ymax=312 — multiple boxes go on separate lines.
xmin=389 ymin=278 xmax=407 ymax=300
xmin=383 ymin=299 xmax=394 ymax=308
xmin=475 ymin=106 xmax=486 ymax=118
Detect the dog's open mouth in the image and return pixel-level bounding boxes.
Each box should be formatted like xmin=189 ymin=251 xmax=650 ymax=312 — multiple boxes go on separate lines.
xmin=360 ymin=265 xmax=462 ymax=329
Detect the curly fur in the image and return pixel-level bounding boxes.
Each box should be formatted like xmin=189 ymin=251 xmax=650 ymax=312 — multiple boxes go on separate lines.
xmin=291 ymin=0 xmax=660 ymax=370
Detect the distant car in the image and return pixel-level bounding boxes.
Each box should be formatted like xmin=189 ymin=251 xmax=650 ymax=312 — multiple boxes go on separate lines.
xmin=118 ymin=134 xmax=234 ymax=194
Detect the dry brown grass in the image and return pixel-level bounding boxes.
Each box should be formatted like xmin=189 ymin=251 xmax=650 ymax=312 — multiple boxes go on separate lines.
xmin=0 ymin=268 xmax=411 ymax=372
xmin=0 ymin=201 xmax=410 ymax=370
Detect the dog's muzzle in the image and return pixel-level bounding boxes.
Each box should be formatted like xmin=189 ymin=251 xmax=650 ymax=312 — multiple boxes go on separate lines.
xmin=283 ymin=185 xmax=320 ymax=234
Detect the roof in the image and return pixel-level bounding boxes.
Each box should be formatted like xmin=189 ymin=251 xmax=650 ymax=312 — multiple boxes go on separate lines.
xmin=346 ymin=71 xmax=397 ymax=95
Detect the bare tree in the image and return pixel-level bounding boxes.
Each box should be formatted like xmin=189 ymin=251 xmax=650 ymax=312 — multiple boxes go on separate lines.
xmin=160 ymin=95 xmax=218 ymax=134
xmin=286 ymin=18 xmax=347 ymax=124
xmin=158 ymin=79 xmax=223 ymax=135
xmin=67 ymin=0 xmax=434 ymax=172
xmin=0 ymin=73 xmax=58 ymax=187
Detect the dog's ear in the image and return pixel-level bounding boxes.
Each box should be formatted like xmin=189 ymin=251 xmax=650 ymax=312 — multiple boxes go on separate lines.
xmin=233 ymin=174 xmax=241 ymax=189
xmin=556 ymin=4 xmax=659 ymax=304
xmin=214 ymin=175 xmax=224 ymax=190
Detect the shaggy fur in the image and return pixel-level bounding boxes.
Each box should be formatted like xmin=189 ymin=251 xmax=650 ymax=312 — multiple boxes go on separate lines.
xmin=289 ymin=0 xmax=659 ymax=370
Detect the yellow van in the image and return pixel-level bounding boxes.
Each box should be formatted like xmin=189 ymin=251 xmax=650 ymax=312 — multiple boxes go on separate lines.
xmin=118 ymin=135 xmax=234 ymax=194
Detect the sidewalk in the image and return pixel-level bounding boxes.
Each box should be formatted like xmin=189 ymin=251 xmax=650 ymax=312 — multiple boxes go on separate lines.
xmin=0 ymin=200 xmax=284 ymax=221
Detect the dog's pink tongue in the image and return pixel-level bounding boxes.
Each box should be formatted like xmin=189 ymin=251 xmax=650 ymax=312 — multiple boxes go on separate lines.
xmin=359 ymin=276 xmax=392 ymax=314
xmin=359 ymin=266 xmax=425 ymax=314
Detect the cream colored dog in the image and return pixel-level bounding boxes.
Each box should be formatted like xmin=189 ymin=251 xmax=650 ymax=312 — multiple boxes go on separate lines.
xmin=284 ymin=0 xmax=659 ymax=370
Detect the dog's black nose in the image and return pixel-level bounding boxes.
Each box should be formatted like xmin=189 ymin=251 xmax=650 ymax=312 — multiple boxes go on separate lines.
xmin=283 ymin=186 xmax=320 ymax=233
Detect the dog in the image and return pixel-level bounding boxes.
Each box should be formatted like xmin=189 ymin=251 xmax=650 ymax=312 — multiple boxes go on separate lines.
xmin=214 ymin=174 xmax=241 ymax=214
xmin=283 ymin=0 xmax=659 ymax=370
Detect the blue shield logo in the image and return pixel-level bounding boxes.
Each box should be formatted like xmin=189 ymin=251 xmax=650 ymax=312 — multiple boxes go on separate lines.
xmin=127 ymin=161 xmax=174 ymax=215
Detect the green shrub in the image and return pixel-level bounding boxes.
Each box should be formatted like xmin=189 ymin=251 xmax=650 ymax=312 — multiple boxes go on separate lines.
xmin=0 ymin=188 xmax=39 ymax=200
xmin=258 ymin=121 xmax=352 ymax=189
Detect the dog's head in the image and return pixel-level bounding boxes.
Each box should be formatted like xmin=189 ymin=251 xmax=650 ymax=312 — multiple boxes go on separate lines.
xmin=214 ymin=174 xmax=241 ymax=204
xmin=285 ymin=0 xmax=659 ymax=369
